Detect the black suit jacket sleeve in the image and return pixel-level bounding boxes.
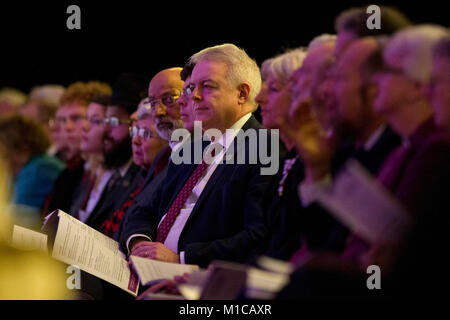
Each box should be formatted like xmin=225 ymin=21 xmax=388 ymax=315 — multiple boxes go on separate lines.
xmin=115 ymin=149 xmax=171 ymax=250
xmin=117 ymin=177 xmax=162 ymax=254
xmin=116 ymin=142 xmax=198 ymax=254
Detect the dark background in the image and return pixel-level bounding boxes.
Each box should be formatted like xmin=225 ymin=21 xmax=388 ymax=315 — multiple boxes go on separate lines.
xmin=1 ymin=0 xmax=448 ymax=93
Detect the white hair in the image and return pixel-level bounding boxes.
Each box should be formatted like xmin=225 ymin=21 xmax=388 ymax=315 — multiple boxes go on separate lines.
xmin=136 ymin=106 xmax=151 ymax=120
xmin=261 ymin=47 xmax=308 ymax=85
xmin=136 ymin=98 xmax=152 ymax=120
xmin=308 ymin=34 xmax=337 ymax=51
xmin=385 ymin=24 xmax=449 ymax=84
xmin=0 ymin=87 xmax=27 ymax=108
xmin=189 ymin=43 xmax=262 ymax=107
xmin=28 ymin=85 xmax=65 ymax=108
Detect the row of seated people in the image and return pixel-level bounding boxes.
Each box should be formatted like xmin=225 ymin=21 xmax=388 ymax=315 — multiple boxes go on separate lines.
xmin=1 ymin=5 xmax=449 ymax=299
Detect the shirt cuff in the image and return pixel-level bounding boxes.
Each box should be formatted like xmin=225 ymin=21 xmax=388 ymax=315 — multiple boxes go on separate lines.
xmin=179 ymin=251 xmax=185 ymax=264
xmin=126 ymin=234 xmax=152 ymax=255
xmin=298 ymin=174 xmax=332 ymax=207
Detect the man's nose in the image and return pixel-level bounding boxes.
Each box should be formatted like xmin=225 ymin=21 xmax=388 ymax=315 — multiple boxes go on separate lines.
xmin=178 ymin=97 xmax=186 ymax=109
xmin=65 ymin=119 xmax=74 ymax=132
xmin=155 ymin=103 xmax=167 ymax=116
xmin=192 ymin=87 xmax=202 ymax=101
xmin=132 ymin=134 xmax=141 ymax=145
xmin=82 ymin=120 xmax=90 ymax=132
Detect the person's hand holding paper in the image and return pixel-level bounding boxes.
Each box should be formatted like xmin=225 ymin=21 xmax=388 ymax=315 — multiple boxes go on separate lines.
xmin=131 ymin=241 xmax=180 ymax=263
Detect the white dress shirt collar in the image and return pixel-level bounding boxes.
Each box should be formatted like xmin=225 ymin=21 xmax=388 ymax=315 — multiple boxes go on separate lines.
xmin=364 ymin=124 xmax=387 ymax=151
xmin=205 ymin=112 xmax=252 ymax=150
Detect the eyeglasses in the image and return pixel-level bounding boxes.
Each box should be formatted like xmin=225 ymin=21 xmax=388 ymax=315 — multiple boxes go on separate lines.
xmin=129 ymin=125 xmax=154 ymax=141
xmin=185 ymin=81 xmax=219 ymax=97
xmin=180 ymin=87 xmax=194 ymax=99
xmin=88 ymin=117 xmax=104 ymax=126
xmin=147 ymin=93 xmax=180 ymax=109
xmin=104 ymin=116 xmax=130 ymax=127
xmin=54 ymin=114 xmax=86 ymax=126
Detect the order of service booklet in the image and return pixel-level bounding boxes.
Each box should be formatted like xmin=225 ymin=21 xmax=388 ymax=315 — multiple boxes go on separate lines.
xmin=42 ymin=209 xmax=139 ymax=296
xmin=40 ymin=209 xmax=201 ymax=297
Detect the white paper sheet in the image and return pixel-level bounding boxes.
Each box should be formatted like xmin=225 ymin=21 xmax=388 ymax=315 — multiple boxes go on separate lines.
xmin=130 ymin=255 xmax=199 ymax=286
xmin=51 ymin=210 xmax=139 ymax=296
xmin=246 ymin=267 xmax=289 ymax=295
xmin=316 ymin=160 xmax=413 ymax=244
xmin=11 ymin=225 xmax=48 ymax=253
xmin=256 ymin=256 xmax=294 ymax=275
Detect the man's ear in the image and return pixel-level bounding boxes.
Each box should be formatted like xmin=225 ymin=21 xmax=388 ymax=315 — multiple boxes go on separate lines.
xmin=237 ymin=83 xmax=251 ymax=105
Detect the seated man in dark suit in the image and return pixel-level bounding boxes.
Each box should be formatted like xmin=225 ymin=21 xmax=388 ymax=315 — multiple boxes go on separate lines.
xmin=115 ymin=65 xmax=194 ymax=243
xmin=100 ymin=92 xmax=169 ymax=238
xmin=120 ymin=43 xmax=284 ymax=269
xmin=82 ymin=73 xmax=150 ymax=232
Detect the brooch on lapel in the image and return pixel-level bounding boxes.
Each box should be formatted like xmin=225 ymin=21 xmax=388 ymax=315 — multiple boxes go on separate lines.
xmin=277 ymin=156 xmax=299 ymax=196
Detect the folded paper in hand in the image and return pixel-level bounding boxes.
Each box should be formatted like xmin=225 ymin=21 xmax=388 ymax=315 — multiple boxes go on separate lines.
xmin=316 ymin=160 xmax=413 ymax=244
xmin=42 ymin=209 xmax=139 ymax=296
xmin=130 ymin=255 xmax=199 ymax=286
xmin=198 ymin=260 xmax=289 ymax=300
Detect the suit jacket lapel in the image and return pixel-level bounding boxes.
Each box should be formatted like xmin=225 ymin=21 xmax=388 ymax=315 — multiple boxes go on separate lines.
xmin=181 ymin=115 xmax=260 ymax=229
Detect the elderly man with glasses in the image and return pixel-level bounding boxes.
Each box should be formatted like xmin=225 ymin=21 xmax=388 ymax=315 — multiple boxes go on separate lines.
xmin=146 ymin=68 xmax=185 ymax=143
xmin=116 ymin=67 xmax=191 ymax=254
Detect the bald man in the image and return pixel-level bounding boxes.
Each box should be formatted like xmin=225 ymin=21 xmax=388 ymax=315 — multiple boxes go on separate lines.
xmin=116 ymin=67 xmax=187 ymax=246
xmin=149 ymin=68 xmax=185 ymax=142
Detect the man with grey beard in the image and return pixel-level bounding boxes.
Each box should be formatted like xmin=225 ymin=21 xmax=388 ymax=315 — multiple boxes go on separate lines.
xmin=150 ymin=68 xmax=185 ymax=143
xmin=116 ymin=67 xmax=190 ymax=252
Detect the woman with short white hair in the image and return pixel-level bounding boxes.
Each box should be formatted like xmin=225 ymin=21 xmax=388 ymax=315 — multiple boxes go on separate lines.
xmin=131 ymin=98 xmax=168 ymax=171
xmin=252 ymin=47 xmax=309 ymax=260
xmin=256 ymin=47 xmax=307 ymax=145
